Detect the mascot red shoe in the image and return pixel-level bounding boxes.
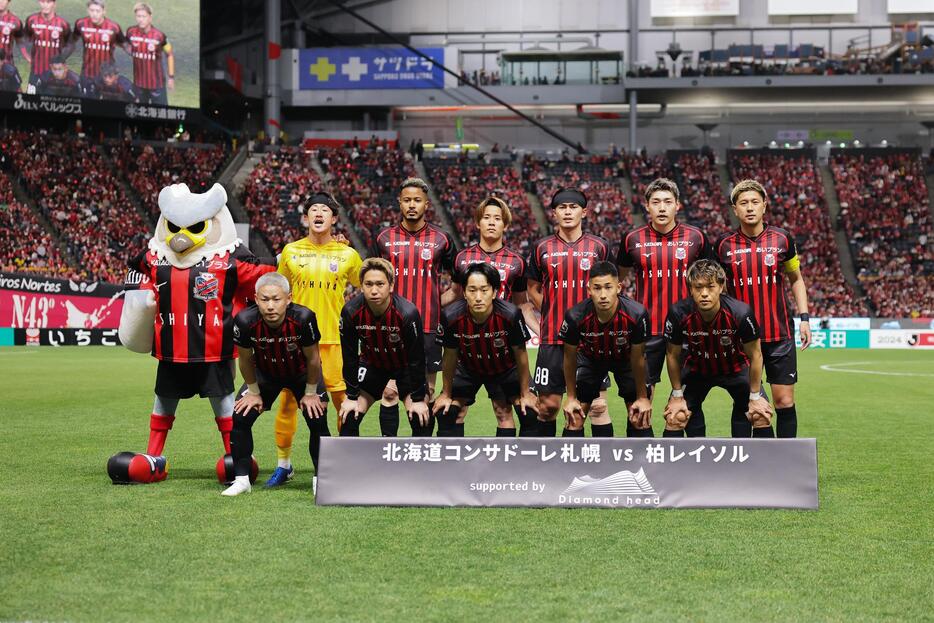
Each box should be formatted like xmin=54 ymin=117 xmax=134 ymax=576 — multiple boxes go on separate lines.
xmin=109 ymin=183 xmax=273 ymax=484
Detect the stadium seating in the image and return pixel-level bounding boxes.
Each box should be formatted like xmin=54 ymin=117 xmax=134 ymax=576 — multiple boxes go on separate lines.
xmin=424 ymin=155 xmax=538 ymax=252
xmin=830 ymin=150 xmax=933 ymax=317
xmin=628 ymin=152 xmax=675 ymax=215
xmin=729 ymin=149 xmax=868 ymax=317
xmin=0 ymin=170 xmax=73 ymax=278
xmin=0 ymin=130 xmax=150 ymax=283
xmin=668 ymin=150 xmax=733 ymax=240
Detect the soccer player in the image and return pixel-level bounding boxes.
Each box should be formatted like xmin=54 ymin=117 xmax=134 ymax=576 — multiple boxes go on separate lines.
xmin=224 ymin=273 xmax=329 ymax=497
xmin=0 ymin=50 xmax=20 ymax=90
xmin=526 ymin=187 xmax=610 ymax=436
xmin=72 ymin=0 xmax=124 ymax=94
xmin=663 ymin=260 xmax=773 ymax=438
xmin=372 ymin=177 xmax=457 ymax=436
xmin=124 ymin=2 xmax=173 ymax=105
xmin=36 ymin=53 xmax=79 ymax=96
xmin=449 ymin=195 xmax=539 ymax=435
xmin=338 ymin=258 xmax=431 ymax=436
xmin=24 ymin=0 xmax=71 ymax=90
xmin=559 ymin=262 xmax=652 ymax=437
xmin=267 ymin=192 xmax=362 ymax=486
xmin=92 ymin=61 xmax=135 ymax=101
xmin=432 ymin=263 xmax=538 ymax=436
xmin=715 ymin=179 xmax=811 ymax=438
xmin=617 ymin=177 xmax=710 ymax=428
xmin=0 ymin=0 xmax=27 ymax=88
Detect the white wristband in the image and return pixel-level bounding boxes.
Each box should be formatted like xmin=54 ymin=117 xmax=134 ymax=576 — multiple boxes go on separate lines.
xmin=305 ymin=383 xmax=317 ymax=396
xmin=670 ymin=389 xmax=684 ymax=398
xmin=749 ymin=392 xmax=762 ymax=401
xmin=247 ymin=383 xmax=260 ymax=396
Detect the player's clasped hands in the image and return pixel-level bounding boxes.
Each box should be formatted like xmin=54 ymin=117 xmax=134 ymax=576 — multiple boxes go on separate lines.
xmin=234 ymin=392 xmax=263 ymax=416
xmin=300 ymin=393 xmax=326 ymax=418
xmin=663 ymin=396 xmax=691 ymax=430
xmin=746 ymin=396 xmax=774 ymax=427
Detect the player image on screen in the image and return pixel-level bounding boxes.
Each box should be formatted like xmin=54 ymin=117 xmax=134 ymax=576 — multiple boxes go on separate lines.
xmin=24 ymin=0 xmax=71 ymax=90
xmin=526 ymin=187 xmax=610 ymax=437
xmin=715 ymin=179 xmax=811 ymax=438
xmin=35 ymin=53 xmax=78 ymax=95
xmin=371 ymin=177 xmax=457 ymax=436
xmin=91 ymin=61 xmax=134 ymax=100
xmin=663 ymin=260 xmax=774 ymax=438
xmin=432 ymin=263 xmax=538 ymax=437
xmin=0 ymin=0 xmax=26 ymax=90
xmin=124 ymin=1 xmax=173 ymax=105
xmin=224 ymin=273 xmax=329 ymax=497
xmin=338 ymin=258 xmax=431 ymax=436
xmin=559 ymin=261 xmax=652 ymax=438
xmin=268 ymin=192 xmax=361 ymax=487
xmin=0 ymin=49 xmax=20 ymax=90
xmin=448 ymin=195 xmax=539 ymax=435
xmin=72 ymin=0 xmax=124 ymax=95
xmin=618 ymin=177 xmax=710 ymax=404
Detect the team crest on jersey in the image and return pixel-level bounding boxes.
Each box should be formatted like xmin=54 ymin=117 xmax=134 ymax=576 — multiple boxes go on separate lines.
xmin=193 ymin=273 xmax=219 ymax=301
xmin=148 ymin=42 xmax=155 ymax=51
xmin=616 ymin=336 xmax=627 ymax=345
xmin=720 ymin=336 xmax=732 ymax=346
xmin=493 ymin=337 xmax=506 ymax=348
xmin=102 ymin=33 xmax=110 ymax=42
xmin=579 ymin=258 xmax=591 ymax=271
xmin=764 ymin=253 xmax=776 ymax=266
xmin=2 ymin=27 xmax=10 ymax=36
xmin=498 ymin=269 xmax=507 ymax=281
xmin=329 ymin=260 xmax=339 ymax=273
xmin=675 ymin=248 xmax=687 ymax=260
xmin=51 ymin=30 xmax=59 ymax=39
xmin=287 ymin=342 xmax=298 ymax=352
xmin=420 ymin=248 xmax=433 ymax=261
xmin=388 ymin=333 xmax=402 ymax=343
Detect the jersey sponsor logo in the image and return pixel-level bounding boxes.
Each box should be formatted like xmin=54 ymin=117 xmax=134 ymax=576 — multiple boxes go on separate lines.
xmin=675 ymin=248 xmax=686 ymax=260
xmin=193 ymin=273 xmax=219 ymax=301
xmin=232 ymin=324 xmax=240 ymax=338
xmin=734 ymin=258 xmax=744 ymax=265
xmin=550 ymin=262 xmax=560 ymax=268
xmin=642 ymin=252 xmax=654 ymax=257
xmin=420 ymin=248 xmax=432 ymax=261
xmin=764 ymin=253 xmax=775 ymax=266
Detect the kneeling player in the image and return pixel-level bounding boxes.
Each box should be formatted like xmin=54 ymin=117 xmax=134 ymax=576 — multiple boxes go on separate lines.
xmin=662 ymin=260 xmax=773 ymax=438
xmin=338 ymin=258 xmax=431 ymax=435
xmin=223 ymin=273 xmax=329 ymax=496
xmin=432 ymin=263 xmax=538 ymax=436
xmin=559 ymin=262 xmax=652 ymax=437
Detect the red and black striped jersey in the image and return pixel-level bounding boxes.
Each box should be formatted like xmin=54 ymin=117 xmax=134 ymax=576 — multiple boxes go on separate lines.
xmin=618 ymin=223 xmax=709 ymax=337
xmin=437 ymin=298 xmax=530 ymax=377
xmin=664 ymin=294 xmax=760 ymax=377
xmin=559 ymin=295 xmax=649 ymax=365
xmin=233 ymin=303 xmax=320 ymax=379
xmin=24 ymin=13 xmax=70 ymax=76
xmin=134 ymin=247 xmax=276 ymax=363
xmin=453 ymin=244 xmax=527 ymax=300
xmin=0 ymin=11 xmax=23 ymax=64
xmin=714 ymin=225 xmax=797 ymax=343
xmin=73 ymin=17 xmax=123 ymax=78
xmin=525 ymin=233 xmax=610 ymax=344
xmin=373 ymin=223 xmax=456 ymax=334
xmin=125 ymin=25 xmax=167 ymax=90
xmin=340 ymin=293 xmax=426 ymax=399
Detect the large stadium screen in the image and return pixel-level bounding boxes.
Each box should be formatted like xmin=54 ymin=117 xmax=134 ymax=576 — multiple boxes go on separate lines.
xmin=0 ymin=0 xmax=199 ymax=120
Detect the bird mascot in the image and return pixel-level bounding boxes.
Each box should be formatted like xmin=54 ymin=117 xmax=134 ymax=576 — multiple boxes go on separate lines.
xmin=108 ymin=183 xmax=274 ymax=484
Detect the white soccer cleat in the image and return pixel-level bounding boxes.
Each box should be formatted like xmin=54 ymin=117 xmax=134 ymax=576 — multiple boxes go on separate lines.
xmin=221 ymin=477 xmax=252 ymax=496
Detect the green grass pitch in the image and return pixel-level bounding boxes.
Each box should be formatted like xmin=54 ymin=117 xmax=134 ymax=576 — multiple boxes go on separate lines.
xmin=1 ymin=347 xmax=932 ymax=621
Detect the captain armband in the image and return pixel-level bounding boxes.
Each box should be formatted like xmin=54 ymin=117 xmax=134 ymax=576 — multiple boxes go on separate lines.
xmin=782 ymin=255 xmax=800 ymax=274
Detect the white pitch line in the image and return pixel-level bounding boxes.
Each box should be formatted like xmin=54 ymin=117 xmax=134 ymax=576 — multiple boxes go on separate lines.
xmin=820 ymin=361 xmax=934 ymax=377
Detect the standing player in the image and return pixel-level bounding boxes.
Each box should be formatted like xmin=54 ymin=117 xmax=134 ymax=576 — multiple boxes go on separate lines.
xmin=715 ymin=179 xmax=811 ymax=438
xmin=224 ymin=273 xmax=329 ymax=497
xmin=24 ymin=0 xmax=71 ymax=91
xmin=617 ymin=177 xmax=710 ymax=434
xmin=267 ymin=193 xmax=361 ymax=487
xmin=0 ymin=0 xmax=27 ymax=89
xmin=449 ymin=195 xmax=539 ymax=435
xmin=559 ymin=262 xmax=652 ymax=437
xmin=663 ymin=260 xmax=773 ymax=438
xmin=432 ymin=263 xmax=538 ymax=436
xmin=72 ymin=0 xmax=124 ymax=95
xmin=372 ymin=177 xmax=457 ymax=436
xmin=338 ymin=258 xmax=431 ymax=436
xmin=124 ymin=2 xmax=173 ymax=105
xmin=526 ymin=188 xmax=610 ymax=437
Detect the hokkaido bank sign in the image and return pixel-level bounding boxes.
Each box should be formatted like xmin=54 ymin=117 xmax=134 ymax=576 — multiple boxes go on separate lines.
xmin=316 ymin=438 xmax=818 ymax=509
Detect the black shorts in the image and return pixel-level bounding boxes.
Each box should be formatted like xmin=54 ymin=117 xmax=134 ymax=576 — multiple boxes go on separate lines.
xmin=425 ymin=336 xmax=443 ymax=374
xmin=644 ymin=335 xmax=667 ymax=386
xmin=139 ymin=87 xmax=168 ymax=106
xmin=155 ymin=360 xmax=234 ymax=399
xmin=576 ymin=355 xmax=637 ymax=405
xmin=683 ymin=368 xmax=751 ymax=412
xmin=533 ymin=344 xmax=610 ymax=396
xmin=356 ymin=363 xmax=426 ymax=402
xmin=762 ymin=339 xmax=797 ymax=385
xmin=452 ymin=366 xmax=521 ymax=406
xmin=235 ymin=372 xmax=328 ymax=412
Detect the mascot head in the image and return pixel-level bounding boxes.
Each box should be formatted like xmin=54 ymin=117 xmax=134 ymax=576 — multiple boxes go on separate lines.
xmin=149 ymin=183 xmax=240 ymax=269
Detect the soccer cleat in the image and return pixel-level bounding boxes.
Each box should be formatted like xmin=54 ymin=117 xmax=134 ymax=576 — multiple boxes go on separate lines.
xmin=221 ymin=479 xmax=251 ymax=496
xmin=264 ymin=466 xmax=294 ymax=488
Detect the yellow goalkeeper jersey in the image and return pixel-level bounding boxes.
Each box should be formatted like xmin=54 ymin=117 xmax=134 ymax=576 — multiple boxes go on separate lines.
xmin=278 ymin=238 xmax=362 ymax=345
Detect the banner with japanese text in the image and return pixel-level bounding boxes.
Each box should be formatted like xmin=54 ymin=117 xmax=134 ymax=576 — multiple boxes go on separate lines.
xmin=316 ymin=438 xmax=818 ymax=509
xmin=299 ymin=47 xmax=445 ymax=90
xmin=0 ymin=272 xmax=125 ymax=330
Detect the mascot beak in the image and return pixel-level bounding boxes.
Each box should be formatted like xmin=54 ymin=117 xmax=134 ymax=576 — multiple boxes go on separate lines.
xmin=165 ymin=221 xmax=209 ymax=255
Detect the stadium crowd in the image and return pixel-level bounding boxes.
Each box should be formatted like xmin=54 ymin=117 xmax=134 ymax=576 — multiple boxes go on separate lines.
xmin=0 ymin=171 xmax=72 ymax=278
xmin=670 ymin=150 xmax=732 ymax=239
